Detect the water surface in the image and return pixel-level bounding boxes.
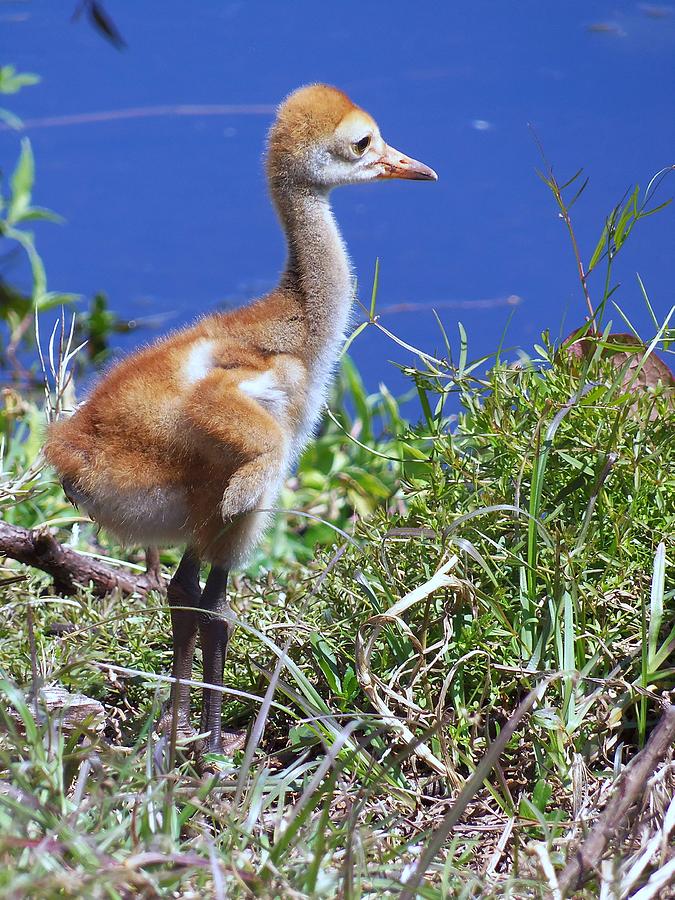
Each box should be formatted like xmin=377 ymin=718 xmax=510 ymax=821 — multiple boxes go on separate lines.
xmin=4 ymin=1 xmax=674 ymax=394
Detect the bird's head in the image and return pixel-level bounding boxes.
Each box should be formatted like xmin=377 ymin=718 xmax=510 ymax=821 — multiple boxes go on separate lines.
xmin=266 ymin=84 xmax=437 ymax=191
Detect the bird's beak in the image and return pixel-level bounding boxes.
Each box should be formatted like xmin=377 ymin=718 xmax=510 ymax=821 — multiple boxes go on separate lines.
xmin=375 ymin=144 xmax=438 ymax=181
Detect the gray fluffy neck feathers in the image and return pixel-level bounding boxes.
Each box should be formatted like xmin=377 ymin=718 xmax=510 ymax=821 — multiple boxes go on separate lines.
xmin=274 ymin=183 xmax=354 ymax=367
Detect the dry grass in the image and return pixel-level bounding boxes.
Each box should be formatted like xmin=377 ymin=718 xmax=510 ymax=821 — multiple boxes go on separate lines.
xmin=1 ymin=323 xmax=673 ymax=897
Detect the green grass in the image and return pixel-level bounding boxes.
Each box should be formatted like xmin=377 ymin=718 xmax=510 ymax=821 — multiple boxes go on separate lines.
xmin=0 ymin=322 xmax=673 ymax=898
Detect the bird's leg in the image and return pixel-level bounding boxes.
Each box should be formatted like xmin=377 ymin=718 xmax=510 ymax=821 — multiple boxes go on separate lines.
xmin=159 ymin=547 xmax=201 ymax=739
xmin=144 ymin=545 xmax=162 ymax=590
xmin=198 ymin=564 xmax=244 ymax=754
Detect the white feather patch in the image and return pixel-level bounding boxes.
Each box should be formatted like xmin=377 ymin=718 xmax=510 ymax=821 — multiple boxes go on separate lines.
xmin=184 ymin=340 xmax=214 ymax=384
xmin=239 ymin=370 xmax=287 ymax=414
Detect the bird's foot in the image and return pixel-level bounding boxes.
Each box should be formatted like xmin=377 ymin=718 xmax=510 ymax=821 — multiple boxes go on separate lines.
xmin=213 ymin=727 xmax=248 ymax=755
xmin=157 ymin=709 xmax=200 ymax=747
xmin=196 ymin=728 xmax=247 ymax=775
xmin=199 ymin=726 xmax=247 ymax=757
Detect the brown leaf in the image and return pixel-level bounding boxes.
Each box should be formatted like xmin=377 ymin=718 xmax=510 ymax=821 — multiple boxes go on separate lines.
xmin=562 ymin=328 xmax=674 ymax=402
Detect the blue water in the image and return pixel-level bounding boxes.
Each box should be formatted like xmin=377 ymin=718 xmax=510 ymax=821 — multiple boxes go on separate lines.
xmin=4 ymin=1 xmax=674 ymax=395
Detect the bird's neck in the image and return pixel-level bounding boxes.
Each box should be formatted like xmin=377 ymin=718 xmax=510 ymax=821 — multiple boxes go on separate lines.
xmin=273 ymin=181 xmax=353 ymax=366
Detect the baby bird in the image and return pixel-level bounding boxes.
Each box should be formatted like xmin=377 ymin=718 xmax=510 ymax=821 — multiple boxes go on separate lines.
xmin=44 ymin=84 xmax=437 ymax=753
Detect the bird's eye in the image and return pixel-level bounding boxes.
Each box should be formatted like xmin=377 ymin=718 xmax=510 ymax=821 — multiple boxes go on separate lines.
xmin=351 ymin=135 xmax=371 ymax=157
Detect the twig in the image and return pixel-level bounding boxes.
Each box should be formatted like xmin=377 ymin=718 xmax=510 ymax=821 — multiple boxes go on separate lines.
xmin=0 ymin=521 xmax=165 ymax=597
xmin=559 ymin=702 xmax=675 ymax=896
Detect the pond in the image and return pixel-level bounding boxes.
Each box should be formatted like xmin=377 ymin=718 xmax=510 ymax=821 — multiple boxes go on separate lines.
xmin=4 ymin=0 xmax=674 ymax=396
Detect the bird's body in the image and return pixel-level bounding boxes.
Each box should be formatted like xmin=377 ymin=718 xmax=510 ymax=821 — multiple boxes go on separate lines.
xmin=44 ymin=84 xmax=437 ymax=754
xmin=46 ymin=225 xmax=351 ymax=569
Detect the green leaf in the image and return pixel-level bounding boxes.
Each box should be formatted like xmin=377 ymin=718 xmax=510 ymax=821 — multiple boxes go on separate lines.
xmin=568 ymin=175 xmax=589 ymax=208
xmin=588 ymin=222 xmax=609 ymax=271
xmin=342 ymin=355 xmax=372 ymax=441
xmin=402 ymin=443 xmax=428 ymax=461
xmin=309 ymin=633 xmax=342 ymax=694
xmin=638 ymin=198 xmax=672 ymax=219
xmin=531 ymin=706 xmax=562 ymax=730
xmin=347 ymin=468 xmax=391 ymax=499
xmin=0 ymin=679 xmax=40 ymax=745
xmin=340 ymin=320 xmax=368 ymax=357
xmin=5 ymin=225 xmax=46 ymax=300
xmin=35 ymin=291 xmax=79 ymax=311
xmin=560 ymin=168 xmax=584 ymax=190
xmin=369 ymin=256 xmax=380 ymax=319
xmin=0 ymin=65 xmax=40 ymax=95
xmin=614 ymin=186 xmax=639 ymax=250
xmin=649 ymin=621 xmax=675 ymax=671
xmin=532 ymin=778 xmax=552 ymax=813
xmin=288 ymin=722 xmax=322 ymax=748
xmin=0 ymin=107 xmax=24 ymax=130
xmin=458 ymin=321 xmax=468 ymax=375
xmin=13 ymin=206 xmax=64 ymax=225
xmin=417 ymin=384 xmax=435 ymax=432
xmin=8 ymin=138 xmax=35 ymax=223
xmin=342 ymin=665 xmax=359 ymax=701
xmin=562 ymin=590 xmax=577 ymax=723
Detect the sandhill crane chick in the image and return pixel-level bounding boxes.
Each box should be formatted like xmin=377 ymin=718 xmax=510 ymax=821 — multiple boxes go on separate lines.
xmin=44 ymin=84 xmax=438 ymax=754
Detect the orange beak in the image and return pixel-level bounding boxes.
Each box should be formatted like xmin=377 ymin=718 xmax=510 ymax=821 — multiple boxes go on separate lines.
xmin=376 ymin=144 xmax=438 ymax=181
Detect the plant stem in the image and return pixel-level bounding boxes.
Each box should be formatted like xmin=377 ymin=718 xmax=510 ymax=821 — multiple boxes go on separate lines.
xmin=550 ymin=178 xmax=596 ymax=326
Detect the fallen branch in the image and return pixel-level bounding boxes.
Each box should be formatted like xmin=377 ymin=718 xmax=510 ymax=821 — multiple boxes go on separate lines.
xmin=559 ymin=702 xmax=675 ymax=896
xmin=0 ymin=521 xmax=165 ymax=597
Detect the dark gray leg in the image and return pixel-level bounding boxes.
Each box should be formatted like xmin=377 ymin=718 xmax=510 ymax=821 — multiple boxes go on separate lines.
xmin=163 ymin=548 xmax=201 ymax=735
xmin=198 ymin=564 xmax=243 ymax=753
